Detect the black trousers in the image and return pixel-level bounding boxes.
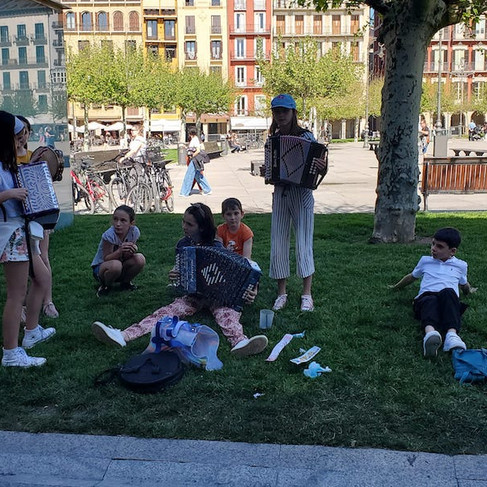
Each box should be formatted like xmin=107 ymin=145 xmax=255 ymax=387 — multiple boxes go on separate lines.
xmin=413 ymin=288 xmax=467 ymax=335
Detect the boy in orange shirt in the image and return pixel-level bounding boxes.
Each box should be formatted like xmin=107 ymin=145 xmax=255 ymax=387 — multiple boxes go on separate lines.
xmin=216 ymin=198 xmax=253 ymax=259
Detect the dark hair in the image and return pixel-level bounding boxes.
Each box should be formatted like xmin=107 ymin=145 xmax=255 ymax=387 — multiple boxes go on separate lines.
xmin=221 ymin=197 xmax=243 ymax=214
xmin=189 ymin=127 xmax=197 ymax=136
xmin=433 ymin=227 xmax=461 ymax=248
xmin=114 ymin=204 xmax=135 ymax=222
xmin=16 ymin=115 xmax=31 ymax=133
xmin=185 ymin=203 xmax=216 ymax=245
xmin=268 ymin=109 xmax=302 ymax=136
xmin=0 ymin=111 xmax=17 ymax=172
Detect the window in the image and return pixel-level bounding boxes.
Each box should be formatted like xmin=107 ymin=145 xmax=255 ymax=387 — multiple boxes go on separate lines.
xmin=276 ymin=15 xmax=285 ymax=35
xmin=211 ymin=15 xmax=221 ymax=34
xmin=295 ymin=15 xmax=304 ymax=35
xmin=129 ymin=11 xmax=139 ymax=31
xmin=351 ymin=14 xmax=360 ymax=34
xmin=97 ymin=12 xmax=108 ymax=32
xmin=211 ymin=40 xmax=222 ymax=59
xmin=475 ymin=48 xmax=485 ymax=70
xmin=36 ymin=46 xmax=45 ymax=63
xmin=350 ymin=42 xmax=359 ymax=62
xmin=255 ymin=94 xmax=266 ymax=113
xmin=0 ymin=26 xmax=9 ymax=43
xmin=255 ymin=12 xmax=265 ymax=32
xmin=235 ymin=13 xmax=245 ymax=32
xmin=51 ymin=70 xmax=66 ymax=84
xmin=235 ymin=38 xmax=245 ymax=58
xmin=38 ymin=94 xmax=48 ymax=113
xmin=147 ymin=20 xmax=158 ymax=38
xmin=19 ymin=71 xmax=29 ymax=90
xmin=254 ymin=66 xmax=263 ymax=85
xmin=236 ymin=66 xmax=245 ymax=86
xmin=81 ymin=12 xmax=92 ymax=31
xmin=453 ymin=49 xmax=466 ymax=70
xmin=3 ymin=72 xmax=11 ymax=90
xmin=78 ymin=40 xmax=89 ymax=50
xmin=165 ymin=46 xmax=176 ymax=60
xmin=254 ymin=0 xmax=265 ymax=10
xmin=66 ymin=12 xmax=76 ymax=30
xmin=234 ymin=0 xmax=246 ymax=10
xmin=164 ymin=20 xmax=175 ymax=39
xmin=125 ymin=40 xmax=136 ymax=52
xmin=37 ymin=70 xmax=46 ymax=89
xmin=1 ymin=48 xmax=9 ymax=65
xmin=34 ymin=23 xmax=45 ymax=40
xmin=185 ymin=0 xmax=194 ymax=5
xmin=236 ymin=95 xmax=247 ymax=115
xmin=185 ymin=41 xmax=196 ymax=59
xmin=210 ymin=66 xmax=222 ymax=75
xmin=113 ymin=11 xmax=123 ymax=31
xmin=332 ymin=15 xmax=341 ymax=35
xmin=147 ymin=44 xmax=158 ymax=56
xmin=18 ymin=47 xmax=27 ymax=64
xmin=185 ymin=16 xmax=195 ymax=34
xmin=211 ymin=0 xmax=221 ymax=5
xmin=17 ymin=24 xmax=27 ymax=40
xmin=313 ymin=15 xmax=322 ymax=35
xmin=101 ymin=40 xmax=113 ymax=50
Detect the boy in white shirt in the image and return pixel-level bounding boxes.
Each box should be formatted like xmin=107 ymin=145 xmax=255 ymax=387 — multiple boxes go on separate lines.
xmin=391 ymin=227 xmax=477 ymax=357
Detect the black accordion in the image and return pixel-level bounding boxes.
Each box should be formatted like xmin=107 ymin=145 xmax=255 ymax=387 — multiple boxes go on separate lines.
xmin=17 ymin=161 xmax=59 ymax=230
xmin=175 ymin=246 xmax=262 ymax=311
xmin=264 ymin=135 xmax=328 ymax=189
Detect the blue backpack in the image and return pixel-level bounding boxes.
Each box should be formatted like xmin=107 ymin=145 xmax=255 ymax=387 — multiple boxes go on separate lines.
xmin=452 ymin=349 xmax=487 ymax=384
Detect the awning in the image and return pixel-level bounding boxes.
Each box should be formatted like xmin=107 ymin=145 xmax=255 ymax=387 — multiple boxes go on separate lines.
xmin=105 ymin=121 xmax=133 ymax=131
xmin=146 ymin=120 xmax=182 ymax=132
xmin=230 ymin=117 xmax=269 ymax=131
xmin=88 ymin=121 xmax=107 ymax=131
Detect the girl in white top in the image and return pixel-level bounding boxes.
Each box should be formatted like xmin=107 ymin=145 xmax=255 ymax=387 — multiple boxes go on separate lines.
xmin=0 ymin=111 xmax=55 ymax=368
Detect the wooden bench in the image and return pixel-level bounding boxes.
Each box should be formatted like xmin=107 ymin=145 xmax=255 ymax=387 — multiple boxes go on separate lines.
xmin=204 ymin=140 xmax=224 ymax=159
xmin=451 ymin=148 xmax=487 ymax=157
xmin=421 ymin=156 xmax=487 ymax=210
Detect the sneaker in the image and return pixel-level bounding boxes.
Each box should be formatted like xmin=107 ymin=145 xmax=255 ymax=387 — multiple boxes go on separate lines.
xmin=203 ymin=191 xmax=212 ymax=195
xmin=423 ymin=330 xmax=442 ymax=358
xmin=443 ymin=331 xmax=467 ymax=352
xmin=2 ymin=347 xmax=46 ymax=367
xmin=301 ymin=295 xmax=314 ymax=312
xmin=97 ymin=285 xmax=110 ymax=297
xmin=120 ymin=281 xmax=137 ymax=291
xmin=43 ymin=302 xmax=59 ymax=318
xmin=22 ymin=325 xmax=56 ymax=350
xmin=272 ymin=294 xmax=288 ymax=311
xmin=92 ymin=321 xmax=126 ymax=347
xmin=231 ymin=335 xmax=268 ymax=357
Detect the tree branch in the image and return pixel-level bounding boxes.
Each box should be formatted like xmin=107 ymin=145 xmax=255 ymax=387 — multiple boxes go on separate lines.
xmin=365 ymin=0 xmax=390 ymax=15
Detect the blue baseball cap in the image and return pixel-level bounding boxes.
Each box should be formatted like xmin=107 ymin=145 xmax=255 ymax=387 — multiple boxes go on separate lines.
xmin=271 ymin=94 xmax=296 ymax=110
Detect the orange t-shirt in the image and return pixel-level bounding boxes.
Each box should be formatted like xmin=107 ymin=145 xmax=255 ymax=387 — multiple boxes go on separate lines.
xmin=217 ymin=222 xmax=253 ymax=256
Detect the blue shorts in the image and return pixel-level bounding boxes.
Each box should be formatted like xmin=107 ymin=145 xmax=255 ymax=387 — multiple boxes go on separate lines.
xmin=92 ymin=264 xmax=101 ymax=282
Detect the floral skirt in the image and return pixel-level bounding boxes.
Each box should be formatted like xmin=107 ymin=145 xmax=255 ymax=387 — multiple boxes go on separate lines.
xmin=0 ymin=226 xmax=39 ymax=263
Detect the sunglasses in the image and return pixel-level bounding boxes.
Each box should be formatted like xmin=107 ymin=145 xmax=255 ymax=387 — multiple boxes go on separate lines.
xmin=272 ymin=107 xmax=292 ymax=114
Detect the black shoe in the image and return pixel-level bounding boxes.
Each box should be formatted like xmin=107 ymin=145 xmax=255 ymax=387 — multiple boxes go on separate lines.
xmin=97 ymin=285 xmax=110 ymax=297
xmin=120 ymin=281 xmax=137 ymax=291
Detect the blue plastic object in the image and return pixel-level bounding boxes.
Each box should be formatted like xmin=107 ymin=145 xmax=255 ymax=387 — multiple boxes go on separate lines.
xmin=303 ymin=361 xmax=330 ymax=378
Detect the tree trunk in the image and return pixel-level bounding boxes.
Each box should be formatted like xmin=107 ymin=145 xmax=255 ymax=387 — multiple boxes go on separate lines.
xmin=371 ymin=5 xmax=437 ymax=243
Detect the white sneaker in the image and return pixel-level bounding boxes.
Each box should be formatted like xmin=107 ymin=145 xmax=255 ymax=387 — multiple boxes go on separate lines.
xmin=92 ymin=321 xmax=126 ymax=347
xmin=301 ymin=295 xmax=314 ymax=312
xmin=443 ymin=331 xmax=467 ymax=352
xmin=231 ymin=335 xmax=268 ymax=357
xmin=423 ymin=330 xmax=442 ymax=357
xmin=2 ymin=347 xmax=46 ymax=367
xmin=22 ymin=325 xmax=56 ymax=350
xmin=272 ymin=294 xmax=288 ymax=311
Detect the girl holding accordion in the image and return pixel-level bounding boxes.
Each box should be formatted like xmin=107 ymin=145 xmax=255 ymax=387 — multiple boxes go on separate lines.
xmin=267 ymin=94 xmax=326 ymax=313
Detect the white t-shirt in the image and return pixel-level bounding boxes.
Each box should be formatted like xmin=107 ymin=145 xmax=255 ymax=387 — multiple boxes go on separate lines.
xmin=412 ymin=255 xmax=468 ymax=298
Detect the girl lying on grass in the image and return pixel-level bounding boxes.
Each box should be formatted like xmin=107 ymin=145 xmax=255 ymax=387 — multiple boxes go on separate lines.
xmin=92 ymin=202 xmax=267 ymax=357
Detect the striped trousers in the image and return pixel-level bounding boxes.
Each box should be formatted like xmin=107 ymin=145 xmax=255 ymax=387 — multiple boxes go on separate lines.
xmin=269 ymin=185 xmax=315 ymax=280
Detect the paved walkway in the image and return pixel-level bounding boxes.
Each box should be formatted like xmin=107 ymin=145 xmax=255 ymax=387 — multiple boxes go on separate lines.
xmin=4 ymin=140 xmax=487 ymax=487
xmin=1 ymin=430 xmax=486 ymax=486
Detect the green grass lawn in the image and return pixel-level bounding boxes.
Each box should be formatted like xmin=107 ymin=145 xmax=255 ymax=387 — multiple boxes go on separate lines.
xmin=1 ymin=212 xmax=487 ymax=454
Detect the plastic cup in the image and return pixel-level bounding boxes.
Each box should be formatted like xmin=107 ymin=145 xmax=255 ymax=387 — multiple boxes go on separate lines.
xmin=259 ymin=309 xmax=275 ymax=329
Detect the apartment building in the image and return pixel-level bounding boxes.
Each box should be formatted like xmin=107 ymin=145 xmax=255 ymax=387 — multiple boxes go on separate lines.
xmin=0 ymin=0 xmax=67 ymax=132
xmin=61 ymin=0 xmax=144 ymax=124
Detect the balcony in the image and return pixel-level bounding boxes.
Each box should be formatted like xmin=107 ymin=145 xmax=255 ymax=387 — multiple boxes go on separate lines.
xmin=0 ymin=36 xmax=11 ymax=47
xmin=35 ymin=83 xmax=50 ymax=92
xmin=234 ymin=1 xmax=246 ymax=10
xmin=31 ymin=34 xmax=47 ymax=45
xmin=53 ymin=39 xmax=64 ymax=48
xmin=52 ymin=21 xmax=63 ymax=30
xmin=54 ymin=59 xmax=64 ymax=66
xmin=230 ymin=25 xmax=271 ymax=35
xmin=185 ymin=52 xmax=197 ymax=60
xmin=211 ymin=26 xmax=222 ymax=34
xmin=14 ymin=35 xmax=29 ymax=46
xmin=273 ymin=27 xmax=359 ymax=37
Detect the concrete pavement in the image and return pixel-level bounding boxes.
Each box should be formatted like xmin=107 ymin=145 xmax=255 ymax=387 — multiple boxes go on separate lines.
xmin=3 ymin=140 xmax=487 ymax=487
xmin=1 ymin=430 xmax=486 ymax=486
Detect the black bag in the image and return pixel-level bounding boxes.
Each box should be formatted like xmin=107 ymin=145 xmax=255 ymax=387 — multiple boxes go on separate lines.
xmin=192 ymin=158 xmax=205 ymax=172
xmin=193 ymin=150 xmax=210 ymax=165
xmin=95 ymin=351 xmax=185 ymax=393
xmin=452 ymin=348 xmax=487 ymax=384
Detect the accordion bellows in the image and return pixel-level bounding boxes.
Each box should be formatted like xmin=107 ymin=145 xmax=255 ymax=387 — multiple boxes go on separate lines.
xmin=265 ymin=135 xmax=328 ymax=189
xmin=17 ymin=161 xmax=59 ymax=230
xmin=176 ymin=246 xmax=262 ymax=311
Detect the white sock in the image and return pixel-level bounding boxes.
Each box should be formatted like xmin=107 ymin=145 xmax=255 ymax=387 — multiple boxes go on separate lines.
xmin=24 ymin=325 xmax=40 ymax=336
xmin=3 ymin=347 xmax=20 ymax=357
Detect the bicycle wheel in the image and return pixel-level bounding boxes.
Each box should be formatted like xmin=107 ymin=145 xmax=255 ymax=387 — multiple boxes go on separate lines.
xmin=75 ymin=183 xmax=95 ymax=214
xmin=155 ymin=170 xmax=174 ymax=213
xmin=126 ymin=183 xmax=152 ymax=214
xmin=89 ymin=174 xmax=111 ymax=213
xmin=109 ymin=175 xmax=130 ymax=206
